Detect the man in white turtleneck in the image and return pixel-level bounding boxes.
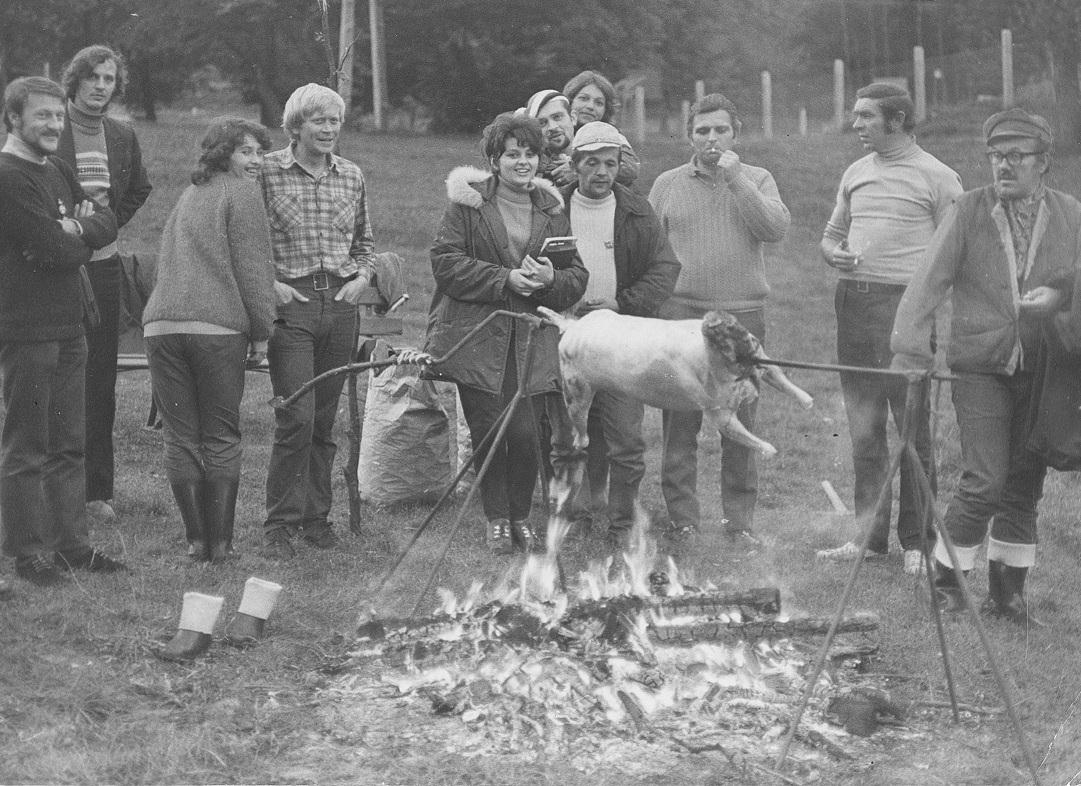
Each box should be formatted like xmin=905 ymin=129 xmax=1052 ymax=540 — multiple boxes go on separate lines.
xmin=57 ymin=46 xmax=152 ymax=526
xmin=549 ymin=122 xmax=679 ymax=545
xmin=817 ymin=83 xmax=962 ymax=573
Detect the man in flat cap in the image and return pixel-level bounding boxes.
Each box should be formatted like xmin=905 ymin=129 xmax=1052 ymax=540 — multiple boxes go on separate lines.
xmin=891 ymin=108 xmax=1081 ymax=626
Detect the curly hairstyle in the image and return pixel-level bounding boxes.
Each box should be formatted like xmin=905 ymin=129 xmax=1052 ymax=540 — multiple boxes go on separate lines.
xmin=191 ymin=117 xmax=272 ymax=185
xmin=687 ymin=93 xmax=742 ymax=137
xmin=481 ymin=112 xmax=544 ymax=169
xmin=61 ymin=45 xmax=127 ymax=106
xmin=562 ymin=70 xmax=619 ymax=124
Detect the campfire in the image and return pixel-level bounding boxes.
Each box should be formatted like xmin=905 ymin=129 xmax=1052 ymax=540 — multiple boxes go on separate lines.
xmin=323 ymin=508 xmax=903 ymax=778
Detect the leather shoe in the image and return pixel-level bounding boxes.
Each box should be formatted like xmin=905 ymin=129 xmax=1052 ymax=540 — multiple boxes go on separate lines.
xmin=15 ymin=554 xmax=69 ymax=587
xmin=259 ymin=530 xmax=296 ymax=560
xmin=57 ymin=547 xmax=128 ymax=573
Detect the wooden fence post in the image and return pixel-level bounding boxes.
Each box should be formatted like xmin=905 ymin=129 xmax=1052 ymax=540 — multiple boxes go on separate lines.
xmin=761 ymin=70 xmax=773 ymax=139
xmin=913 ymin=45 xmax=926 ymax=122
xmin=833 ymin=58 xmax=845 ymax=130
xmin=1000 ymin=29 xmax=1014 ymax=108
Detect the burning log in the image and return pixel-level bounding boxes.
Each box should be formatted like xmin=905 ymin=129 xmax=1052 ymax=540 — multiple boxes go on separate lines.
xmin=650 ymin=612 xmax=880 ymax=645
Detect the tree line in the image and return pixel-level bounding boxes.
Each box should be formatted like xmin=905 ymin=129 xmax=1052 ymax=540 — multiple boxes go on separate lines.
xmin=0 ymin=0 xmax=1077 ymax=147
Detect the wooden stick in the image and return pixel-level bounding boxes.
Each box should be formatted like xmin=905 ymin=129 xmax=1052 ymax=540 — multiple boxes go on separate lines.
xmin=820 ymin=480 xmax=850 ymax=514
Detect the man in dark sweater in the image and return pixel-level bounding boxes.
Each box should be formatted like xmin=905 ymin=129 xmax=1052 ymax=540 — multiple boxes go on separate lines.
xmin=58 ymin=45 xmax=152 ymax=524
xmin=0 ymin=76 xmax=127 ymax=586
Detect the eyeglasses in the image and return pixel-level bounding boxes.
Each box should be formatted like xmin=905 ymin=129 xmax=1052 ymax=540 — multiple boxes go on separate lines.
xmin=986 ymin=150 xmax=1043 ymax=166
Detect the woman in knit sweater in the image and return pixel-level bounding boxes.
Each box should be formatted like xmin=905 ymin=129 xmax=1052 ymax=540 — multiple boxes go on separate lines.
xmin=424 ymin=113 xmax=587 ymax=554
xmin=143 ymin=117 xmax=277 ymax=562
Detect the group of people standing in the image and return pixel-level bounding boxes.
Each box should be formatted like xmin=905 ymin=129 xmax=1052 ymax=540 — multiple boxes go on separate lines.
xmin=1 ymin=51 xmax=1076 ymax=632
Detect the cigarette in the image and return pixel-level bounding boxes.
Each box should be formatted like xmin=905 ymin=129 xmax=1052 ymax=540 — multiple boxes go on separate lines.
xmin=388 ymin=293 xmax=409 ymax=313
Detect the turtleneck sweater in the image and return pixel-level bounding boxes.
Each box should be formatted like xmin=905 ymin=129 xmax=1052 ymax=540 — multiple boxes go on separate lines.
xmin=823 ymin=137 xmax=962 ymax=285
xmin=67 ymin=100 xmax=116 ymax=261
xmin=569 ymin=189 xmax=617 ymax=302
xmin=494 ymin=180 xmax=533 ymax=265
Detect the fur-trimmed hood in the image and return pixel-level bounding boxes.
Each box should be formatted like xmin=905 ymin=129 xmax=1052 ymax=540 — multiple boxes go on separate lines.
xmin=445 ymin=165 xmax=564 ymax=212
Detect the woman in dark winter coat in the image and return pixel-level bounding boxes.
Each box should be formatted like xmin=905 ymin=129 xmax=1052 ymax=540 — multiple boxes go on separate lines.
xmin=424 ymin=112 xmax=587 ymax=554
xmin=143 ymin=118 xmax=276 ymax=562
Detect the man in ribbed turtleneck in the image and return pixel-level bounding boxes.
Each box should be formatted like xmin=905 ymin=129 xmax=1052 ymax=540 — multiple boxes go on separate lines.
xmin=817 ymin=83 xmax=962 ymax=572
xmin=57 ymin=46 xmax=152 ymax=524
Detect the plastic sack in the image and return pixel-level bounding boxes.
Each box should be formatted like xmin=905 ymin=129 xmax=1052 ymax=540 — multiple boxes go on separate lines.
xmin=358 ymin=361 xmax=471 ymax=505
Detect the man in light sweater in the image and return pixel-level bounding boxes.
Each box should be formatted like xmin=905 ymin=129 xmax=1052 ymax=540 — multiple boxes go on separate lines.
xmin=57 ymin=45 xmax=152 ymax=525
xmin=817 ymin=83 xmax=962 ymax=575
xmin=648 ymin=93 xmax=790 ymax=543
xmin=549 ymin=121 xmax=680 ymax=543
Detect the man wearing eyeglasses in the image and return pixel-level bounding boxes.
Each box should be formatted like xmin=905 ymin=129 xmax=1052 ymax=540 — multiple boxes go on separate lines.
xmin=648 ymin=93 xmax=790 ymax=544
xmin=892 ymin=108 xmax=1080 ymax=626
xmin=817 ymin=83 xmax=962 ymax=575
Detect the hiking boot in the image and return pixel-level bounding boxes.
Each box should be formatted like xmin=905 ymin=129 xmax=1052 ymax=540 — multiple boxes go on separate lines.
xmin=57 ymin=547 xmax=128 ymax=573
xmin=302 ymin=524 xmax=339 ymax=549
xmin=903 ymin=549 xmax=927 ymax=576
xmin=815 ymin=541 xmax=887 ymax=561
xmin=15 ymin=554 xmax=69 ymax=587
xmin=259 ymin=530 xmax=296 ymax=560
xmin=511 ymin=519 xmax=537 ymax=552
xmin=486 ymin=518 xmax=513 ymax=555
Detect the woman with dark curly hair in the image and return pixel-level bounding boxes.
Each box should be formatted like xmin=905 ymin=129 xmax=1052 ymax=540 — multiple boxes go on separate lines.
xmin=143 ymin=117 xmax=277 ymax=561
xmin=424 ymin=112 xmax=587 ymax=554
xmin=560 ymin=70 xmax=640 ymax=186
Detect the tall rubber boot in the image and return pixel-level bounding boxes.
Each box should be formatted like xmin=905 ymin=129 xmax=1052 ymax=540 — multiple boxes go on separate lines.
xmin=933 ymin=560 xmax=967 ymax=612
xmin=997 ymin=564 xmax=1045 ymax=627
xmin=225 ymin=577 xmax=283 ymax=646
xmin=171 ymin=481 xmax=207 ymax=561
xmin=159 ymin=592 xmax=223 ymax=661
xmin=204 ymin=477 xmax=240 ymax=562
xmin=981 ymin=560 xmax=1005 ymax=615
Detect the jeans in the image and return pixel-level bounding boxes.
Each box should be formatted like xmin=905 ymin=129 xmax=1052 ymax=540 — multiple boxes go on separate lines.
xmin=265 ymin=286 xmax=357 ymax=533
xmin=84 ymin=256 xmax=120 ymax=502
xmin=549 ymin=389 xmax=645 ymax=532
xmin=0 ymin=337 xmax=91 ymax=559
xmin=146 ymin=333 xmax=248 ymax=483
xmin=835 ymin=281 xmax=936 ymax=552
xmin=944 ymin=371 xmax=1046 ymax=549
xmin=457 ymin=352 xmax=546 ymax=523
xmin=660 ymin=304 xmax=763 ymax=533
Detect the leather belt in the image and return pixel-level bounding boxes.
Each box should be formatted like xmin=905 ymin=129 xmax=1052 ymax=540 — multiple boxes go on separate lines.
xmin=283 ymin=271 xmax=358 ymax=291
xmin=843 ymin=279 xmax=907 ymax=295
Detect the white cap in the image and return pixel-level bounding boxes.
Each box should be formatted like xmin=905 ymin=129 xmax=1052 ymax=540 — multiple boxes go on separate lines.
xmin=237 ymin=577 xmax=283 ymax=620
xmin=571 ymin=121 xmax=628 ymax=153
xmin=178 ymin=592 xmax=225 ymax=635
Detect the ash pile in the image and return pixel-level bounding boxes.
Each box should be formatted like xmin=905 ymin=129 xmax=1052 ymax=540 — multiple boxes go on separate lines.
xmin=324 ymin=518 xmax=908 ymax=773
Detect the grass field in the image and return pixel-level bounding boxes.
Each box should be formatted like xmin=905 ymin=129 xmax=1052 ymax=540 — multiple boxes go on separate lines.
xmin=3 ymin=99 xmax=1081 ymax=785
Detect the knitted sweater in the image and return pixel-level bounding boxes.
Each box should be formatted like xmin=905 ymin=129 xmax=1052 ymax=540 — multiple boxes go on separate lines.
xmin=648 ymin=157 xmax=789 ymax=312
xmin=143 ymin=174 xmax=276 ymax=341
xmin=0 ymin=151 xmax=117 ymax=342
xmin=823 ymin=139 xmax=962 ymax=285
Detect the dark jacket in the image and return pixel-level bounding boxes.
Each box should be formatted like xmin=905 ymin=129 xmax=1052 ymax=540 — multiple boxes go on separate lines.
xmin=0 ymin=154 xmax=117 ymax=341
xmin=559 ymin=182 xmax=680 ymax=317
xmin=892 ymin=184 xmax=1080 ymax=374
xmin=424 ymin=166 xmax=588 ymax=395
xmin=57 ymin=112 xmax=152 ymax=229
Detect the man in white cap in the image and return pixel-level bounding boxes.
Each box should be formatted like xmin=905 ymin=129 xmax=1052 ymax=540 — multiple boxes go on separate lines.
xmin=521 ymin=89 xmax=576 ymax=186
xmin=548 ymin=121 xmax=680 ymax=543
xmin=892 ymin=107 xmax=1080 ymax=626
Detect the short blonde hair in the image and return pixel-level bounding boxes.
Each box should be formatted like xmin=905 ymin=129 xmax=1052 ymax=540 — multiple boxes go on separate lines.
xmin=281 ymin=83 xmax=345 ymax=139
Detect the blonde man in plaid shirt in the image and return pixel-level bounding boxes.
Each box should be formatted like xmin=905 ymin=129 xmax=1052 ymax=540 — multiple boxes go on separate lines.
xmin=259 ymin=83 xmax=375 ymax=559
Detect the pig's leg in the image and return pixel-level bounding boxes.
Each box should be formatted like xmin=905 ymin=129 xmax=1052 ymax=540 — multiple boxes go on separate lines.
xmin=757 ymin=354 xmax=814 ymax=409
xmin=704 ymin=407 xmax=777 ymax=458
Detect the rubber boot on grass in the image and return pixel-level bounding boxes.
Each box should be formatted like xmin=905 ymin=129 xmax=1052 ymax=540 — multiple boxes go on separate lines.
xmin=225 ymin=577 xmax=283 ymax=646
xmin=204 ymin=477 xmax=240 ymax=562
xmin=171 ymin=481 xmax=207 ymax=561
xmin=160 ymin=592 xmax=223 ymax=661
xmin=981 ymin=559 xmax=1005 ymax=615
xmin=933 ymin=560 xmax=967 ymax=613
xmin=995 ymin=563 xmax=1045 ymax=627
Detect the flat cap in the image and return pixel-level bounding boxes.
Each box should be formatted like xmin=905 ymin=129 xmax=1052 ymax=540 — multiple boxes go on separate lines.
xmin=983 ymin=107 xmax=1053 ymax=148
xmin=572 ymin=121 xmax=628 ymax=152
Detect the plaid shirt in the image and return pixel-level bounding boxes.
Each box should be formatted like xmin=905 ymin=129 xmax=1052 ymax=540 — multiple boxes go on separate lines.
xmin=260 ymin=145 xmax=375 ymax=280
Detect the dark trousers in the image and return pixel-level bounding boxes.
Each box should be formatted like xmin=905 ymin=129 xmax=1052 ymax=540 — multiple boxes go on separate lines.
xmin=0 ymin=337 xmax=91 ymax=559
xmin=835 ymin=280 xmax=936 ymax=552
xmin=84 ymin=256 xmax=121 ymax=502
xmin=146 ymin=333 xmax=247 ymax=484
xmin=548 ymin=389 xmax=646 ymax=531
xmin=457 ymin=357 xmax=545 ymax=524
xmin=661 ymin=305 xmax=763 ymax=533
xmin=265 ymin=288 xmax=357 ymax=533
xmin=945 ymin=371 xmax=1046 ymax=548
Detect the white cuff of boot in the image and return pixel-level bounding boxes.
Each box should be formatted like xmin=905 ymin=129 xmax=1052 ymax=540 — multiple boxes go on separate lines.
xmin=986 ymin=538 xmax=1036 ymax=568
xmin=932 ymin=540 xmax=980 ymax=572
xmin=178 ymin=592 xmax=225 ymax=634
xmin=237 ymin=577 xmax=282 ymax=620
